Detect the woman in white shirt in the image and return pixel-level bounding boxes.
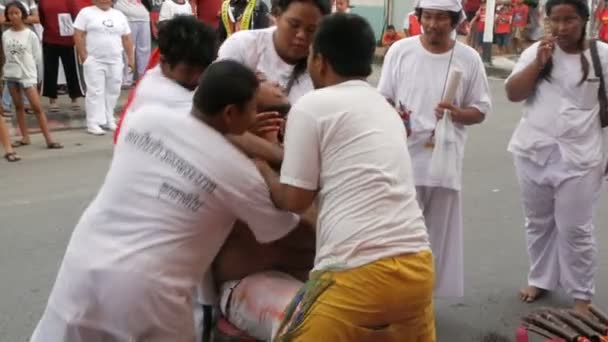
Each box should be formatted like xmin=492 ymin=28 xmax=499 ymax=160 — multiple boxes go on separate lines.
xmin=74 ymin=0 xmax=134 ymax=135
xmin=218 ymin=0 xmax=331 ymax=104
xmin=505 ymin=0 xmax=606 ymax=314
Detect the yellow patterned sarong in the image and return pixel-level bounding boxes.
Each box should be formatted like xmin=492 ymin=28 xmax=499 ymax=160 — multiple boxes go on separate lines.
xmin=275 ymin=250 xmax=436 ymax=342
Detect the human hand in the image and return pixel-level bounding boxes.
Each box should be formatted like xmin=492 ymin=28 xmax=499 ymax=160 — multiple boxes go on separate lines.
xmin=251 ymin=111 xmax=284 ymax=137
xmin=535 ymin=36 xmax=555 ymax=68
xmin=435 ymin=101 xmax=462 ymax=120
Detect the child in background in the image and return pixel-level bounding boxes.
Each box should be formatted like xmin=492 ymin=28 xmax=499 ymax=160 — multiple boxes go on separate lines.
xmin=495 ymin=3 xmax=513 ymax=54
xmin=470 ymin=0 xmax=487 ymax=51
xmin=511 ymin=0 xmax=529 ymax=52
xmin=382 ymin=25 xmax=401 ymax=48
xmin=2 ymin=2 xmax=62 ymax=150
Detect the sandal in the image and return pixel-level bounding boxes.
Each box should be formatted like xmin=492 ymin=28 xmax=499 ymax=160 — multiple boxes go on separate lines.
xmin=4 ymin=152 xmax=20 ymax=162
xmin=11 ymin=140 xmax=30 ymax=148
xmin=47 ymin=142 xmax=63 ymax=149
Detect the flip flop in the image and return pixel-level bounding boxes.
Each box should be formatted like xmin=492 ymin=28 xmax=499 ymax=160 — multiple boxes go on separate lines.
xmin=11 ymin=140 xmax=30 ymax=148
xmin=4 ymin=152 xmax=20 ymax=162
xmin=47 ymin=142 xmax=63 ymax=149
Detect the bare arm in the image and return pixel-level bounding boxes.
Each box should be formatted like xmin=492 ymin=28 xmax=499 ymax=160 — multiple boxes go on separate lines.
xmin=504 ymin=60 xmax=544 ymax=102
xmin=436 ymin=103 xmax=486 ymax=125
xmin=25 ymin=10 xmax=40 ymax=25
xmin=122 ymin=34 xmax=135 ymax=70
xmin=255 ymin=160 xmax=316 ymax=214
xmin=73 ymin=29 xmax=87 ymax=63
xmin=505 ymin=38 xmax=554 ymax=102
xmin=227 ymin=132 xmax=284 ymax=167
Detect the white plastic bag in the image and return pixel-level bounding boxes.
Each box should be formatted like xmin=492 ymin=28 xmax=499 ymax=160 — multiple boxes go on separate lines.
xmin=219 ymin=271 xmax=303 ymax=341
xmin=430 ymin=69 xmax=462 ymax=181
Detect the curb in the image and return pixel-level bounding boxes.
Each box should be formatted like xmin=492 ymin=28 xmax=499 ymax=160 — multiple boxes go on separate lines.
xmin=484 ymin=64 xmax=513 ymax=79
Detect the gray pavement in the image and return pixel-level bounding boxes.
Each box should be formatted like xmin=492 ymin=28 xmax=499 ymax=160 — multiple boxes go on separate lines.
xmin=1 ymin=78 xmax=608 ymax=342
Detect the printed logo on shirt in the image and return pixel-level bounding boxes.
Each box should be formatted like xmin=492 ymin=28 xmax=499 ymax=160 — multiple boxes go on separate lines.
xmin=124 ymin=129 xmax=218 ymax=201
xmin=102 ymin=19 xmax=115 ymax=29
xmin=158 ymin=181 xmax=204 ymax=212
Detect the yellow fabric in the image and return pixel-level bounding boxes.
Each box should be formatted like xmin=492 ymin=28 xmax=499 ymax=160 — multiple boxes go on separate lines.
xmin=221 ymin=0 xmax=256 ymax=37
xmin=276 ymin=251 xmax=436 ymax=342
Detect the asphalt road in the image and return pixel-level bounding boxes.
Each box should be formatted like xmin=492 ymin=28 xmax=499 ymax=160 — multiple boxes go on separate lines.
xmin=1 ymin=76 xmax=608 ymax=342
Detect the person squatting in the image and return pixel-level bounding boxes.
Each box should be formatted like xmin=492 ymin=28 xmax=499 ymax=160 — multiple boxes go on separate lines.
xmin=30 ymin=0 xmax=608 ymax=339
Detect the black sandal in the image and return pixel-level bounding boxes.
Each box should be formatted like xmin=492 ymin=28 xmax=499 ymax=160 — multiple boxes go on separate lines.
xmin=11 ymin=140 xmax=30 ymax=148
xmin=47 ymin=142 xmax=63 ymax=149
xmin=4 ymin=152 xmax=20 ymax=162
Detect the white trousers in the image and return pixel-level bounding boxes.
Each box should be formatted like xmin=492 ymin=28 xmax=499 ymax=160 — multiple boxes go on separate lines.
xmin=416 ymin=186 xmax=464 ymax=298
xmin=514 ymin=150 xmax=601 ymax=301
xmin=123 ymin=21 xmax=152 ymax=85
xmin=83 ymin=58 xmax=123 ymax=128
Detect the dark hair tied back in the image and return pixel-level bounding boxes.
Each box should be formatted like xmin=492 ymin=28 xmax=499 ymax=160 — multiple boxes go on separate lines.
xmin=538 ymin=0 xmax=590 ymax=84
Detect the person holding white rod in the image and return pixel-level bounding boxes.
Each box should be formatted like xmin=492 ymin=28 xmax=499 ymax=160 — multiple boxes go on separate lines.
xmin=505 ymin=0 xmax=606 ymax=314
xmin=74 ymin=0 xmax=134 ymax=135
xmin=377 ymin=0 xmax=491 ymax=298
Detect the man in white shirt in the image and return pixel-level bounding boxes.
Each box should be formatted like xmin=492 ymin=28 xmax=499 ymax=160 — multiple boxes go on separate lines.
xmin=114 ymin=0 xmax=151 ymax=87
xmin=30 ymin=57 xmax=304 ymax=342
xmin=256 ymin=13 xmax=435 ymax=341
xmin=378 ymin=0 xmax=492 ymax=298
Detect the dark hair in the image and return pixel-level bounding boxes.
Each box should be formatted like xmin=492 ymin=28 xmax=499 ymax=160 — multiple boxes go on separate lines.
xmin=312 ymin=13 xmax=375 ymax=78
xmin=5 ymin=1 xmax=28 ymax=23
xmin=158 ymin=16 xmax=218 ymax=69
xmin=539 ymin=0 xmax=590 ymax=84
xmin=278 ymin=0 xmax=332 ymax=93
xmin=415 ymin=8 xmax=462 ymax=27
xmin=193 ymin=60 xmax=260 ymax=117
xmin=387 ymin=24 xmax=395 ymax=30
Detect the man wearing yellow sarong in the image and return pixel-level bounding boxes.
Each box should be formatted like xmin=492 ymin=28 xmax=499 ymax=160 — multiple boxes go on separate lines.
xmin=255 ymin=13 xmax=436 ymax=342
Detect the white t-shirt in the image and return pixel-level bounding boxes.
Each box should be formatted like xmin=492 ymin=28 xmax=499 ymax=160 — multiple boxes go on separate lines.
xmin=33 ymin=103 xmax=299 ymax=340
xmin=378 ymin=37 xmax=492 ymax=191
xmin=280 ymin=80 xmax=430 ymax=271
xmin=2 ymin=28 xmax=41 ymax=84
xmin=217 ymin=27 xmax=314 ymax=104
xmin=507 ymin=42 xmax=608 ymax=170
xmin=158 ymin=0 xmax=193 ymax=22
xmin=73 ymin=6 xmax=131 ymax=63
xmin=114 ymin=0 xmax=150 ymax=22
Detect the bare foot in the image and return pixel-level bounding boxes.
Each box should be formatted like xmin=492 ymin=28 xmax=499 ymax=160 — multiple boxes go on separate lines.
xmin=519 ymin=285 xmax=546 ymax=303
xmin=574 ymin=300 xmax=592 ymax=316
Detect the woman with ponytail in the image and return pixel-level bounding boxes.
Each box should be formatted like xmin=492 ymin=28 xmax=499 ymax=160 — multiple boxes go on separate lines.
xmin=505 ymin=0 xmax=608 ymax=314
xmin=217 ymin=0 xmax=330 ymax=104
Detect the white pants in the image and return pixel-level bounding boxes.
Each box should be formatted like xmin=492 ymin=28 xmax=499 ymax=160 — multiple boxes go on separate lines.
xmin=514 ymin=150 xmax=601 ymax=301
xmin=83 ymin=58 xmax=123 ymax=128
xmin=123 ymin=21 xmax=152 ymax=85
xmin=416 ymin=186 xmax=464 ymax=298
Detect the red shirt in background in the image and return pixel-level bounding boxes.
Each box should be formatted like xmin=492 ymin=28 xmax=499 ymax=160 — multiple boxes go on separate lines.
xmin=598 ymin=7 xmax=608 ymax=42
xmin=38 ymin=0 xmax=92 ymax=46
xmin=464 ymin=0 xmax=481 ymax=13
xmin=476 ymin=6 xmax=486 ymax=32
xmin=495 ymin=9 xmax=512 ymax=34
xmin=382 ymin=32 xmax=400 ymax=46
xmin=511 ymin=4 xmax=529 ymax=28
xmin=408 ymin=13 xmax=422 ymax=36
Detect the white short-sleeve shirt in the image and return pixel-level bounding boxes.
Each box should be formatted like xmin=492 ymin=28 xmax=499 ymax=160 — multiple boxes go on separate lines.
xmin=158 ymin=0 xmax=193 ymax=22
xmin=506 ymin=41 xmax=608 ymax=170
xmin=378 ymin=37 xmax=492 ymax=191
xmin=31 ymin=100 xmax=299 ymax=340
xmin=73 ymin=6 xmax=131 ymax=63
xmin=280 ymin=80 xmax=430 ymax=272
xmin=217 ymin=27 xmax=314 ymax=104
